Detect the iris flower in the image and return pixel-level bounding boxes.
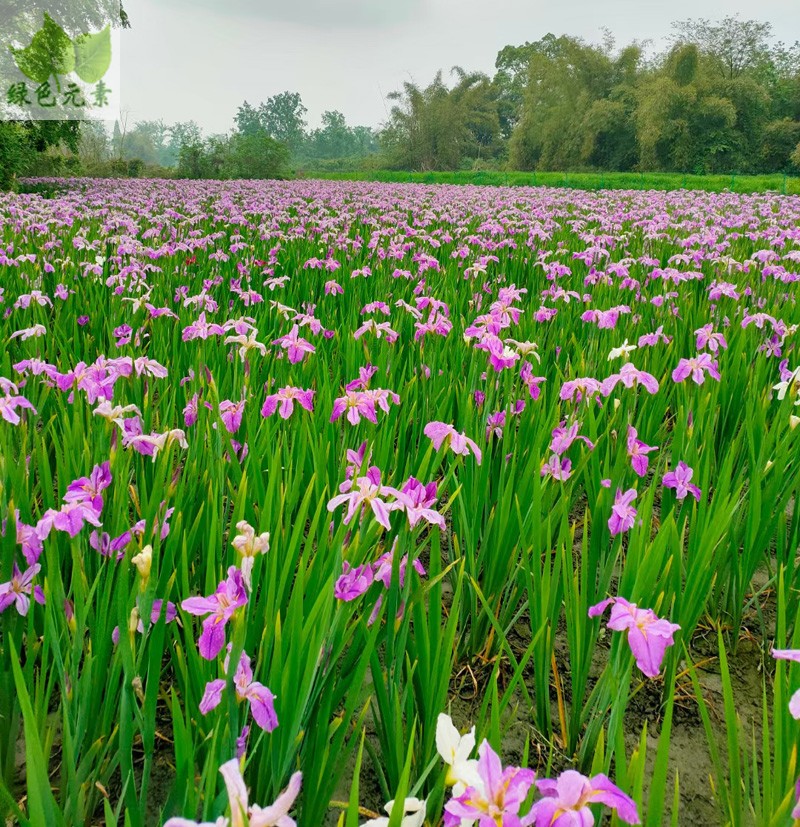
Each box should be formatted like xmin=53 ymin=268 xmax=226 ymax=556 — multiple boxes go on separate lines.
xmin=662 ymin=461 xmax=702 ymax=501
xmin=424 ymin=421 xmax=482 ymax=465
xmin=444 ymin=740 xmax=536 ymax=827
xmin=436 ymin=714 xmax=480 ymax=796
xmin=261 ymin=387 xmax=314 ymax=419
xmin=626 ymin=426 xmax=658 ymax=477
xmin=529 ymin=770 xmax=640 ymax=826
xmin=589 ymin=596 xmax=680 ymax=678
xmin=326 ymin=467 xmax=409 ymax=531
xmin=200 ymin=650 xmax=278 ymax=732
xmin=272 ymin=325 xmax=315 ymax=364
xmin=672 ymin=354 xmax=721 ymax=385
xmin=181 ymin=567 xmax=248 ymax=660
xmin=0 ymin=563 xmax=45 ymax=615
xmin=608 ymin=488 xmax=637 ymax=536
xmin=163 ymin=759 xmax=301 ymax=827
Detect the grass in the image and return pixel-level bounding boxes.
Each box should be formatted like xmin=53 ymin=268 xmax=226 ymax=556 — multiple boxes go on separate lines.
xmin=303 ymin=168 xmax=800 ymax=194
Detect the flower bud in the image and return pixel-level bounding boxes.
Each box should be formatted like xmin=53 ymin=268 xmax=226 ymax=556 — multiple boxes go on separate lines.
xmin=128 ymin=606 xmax=140 ymax=636
xmin=132 ymin=544 xmax=152 ymax=586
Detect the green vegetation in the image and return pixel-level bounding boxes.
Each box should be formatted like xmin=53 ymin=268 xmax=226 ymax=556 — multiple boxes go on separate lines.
xmin=380 ymin=18 xmax=800 ymax=175
xmin=4 ymin=14 xmax=800 ymax=187
xmin=307 ymin=168 xmax=800 ymax=194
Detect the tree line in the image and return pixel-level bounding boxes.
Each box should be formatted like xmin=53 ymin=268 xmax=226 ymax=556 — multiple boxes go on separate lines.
xmin=3 ymin=15 xmax=800 ymax=185
xmin=382 ymin=18 xmax=800 ymax=174
xmin=171 ymin=17 xmax=800 ymax=177
xmin=17 ymin=94 xmax=382 ymax=182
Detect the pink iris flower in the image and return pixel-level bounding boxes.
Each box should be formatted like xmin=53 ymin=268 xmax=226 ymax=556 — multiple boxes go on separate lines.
xmin=90 ymin=529 xmax=129 ymax=561
xmin=602 ymin=363 xmax=659 ymax=396
xmin=41 ymin=501 xmax=103 ymax=538
xmin=112 ymin=599 xmax=177 ymax=644
xmin=181 ymin=567 xmax=248 ymax=660
xmin=397 ymin=477 xmax=445 ymax=529
xmin=608 ymin=488 xmax=637 ymax=536
xmin=559 ymin=378 xmax=603 ymax=404
xmin=353 ymin=319 xmax=399 ymax=343
xmin=345 ymin=364 xmax=379 ymax=392
xmin=164 ymin=759 xmax=301 ymax=827
xmin=444 ymin=740 xmax=536 ymax=827
xmin=695 ymin=324 xmax=727 ymax=353
xmin=529 ymin=770 xmax=640 ymax=826
xmin=340 ymin=440 xmax=371 ymax=490
xmin=672 ymin=354 xmax=721 ymax=385
xmin=589 ymin=596 xmax=680 ymax=678
xmin=371 ymin=549 xmax=426 ymax=591
xmin=330 ymin=391 xmax=377 ymax=426
xmin=662 ymin=461 xmax=702 ymax=501
xmin=541 ymin=454 xmax=572 ymax=482
xmin=0 ymin=391 xmax=37 ymax=425
xmin=219 ymin=399 xmax=246 ymax=434
xmin=63 ymin=461 xmax=112 ymax=512
xmin=334 ymin=562 xmax=374 ymax=601
xmin=486 ymin=410 xmax=506 ymax=441
xmin=363 ymin=388 xmax=400 ymax=416
xmin=0 ymin=563 xmax=45 ymax=615
xmin=184 ymin=393 xmax=200 ymax=427
xmin=261 ymin=387 xmax=315 ymax=419
xmin=549 ymin=420 xmax=594 ymax=455
xmin=181 ymin=311 xmax=225 ymax=341
xmin=200 ymin=649 xmax=278 ymax=732
xmin=16 ymin=513 xmax=50 ymax=565
xmin=638 ymin=326 xmax=671 ymax=347
xmin=423 ymin=421 xmax=482 ymax=465
xmin=626 ymin=426 xmax=658 ymax=477
xmin=273 ymin=325 xmax=315 ymax=364
xmin=520 ymin=362 xmax=546 ymax=400
xmin=326 ymin=467 xmax=409 ymax=531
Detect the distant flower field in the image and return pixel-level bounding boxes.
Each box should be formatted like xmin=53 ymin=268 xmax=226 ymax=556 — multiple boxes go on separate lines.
xmin=1 ymin=178 xmax=799 ymax=826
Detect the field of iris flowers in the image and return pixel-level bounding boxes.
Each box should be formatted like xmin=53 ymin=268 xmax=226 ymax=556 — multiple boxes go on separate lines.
xmin=1 ymin=178 xmax=800 ymax=827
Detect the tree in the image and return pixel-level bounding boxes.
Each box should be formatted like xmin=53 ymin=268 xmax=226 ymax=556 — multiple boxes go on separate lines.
xmin=0 ymin=1 xmax=128 ymax=188
xmin=224 ymin=132 xmax=289 ymax=179
xmin=258 ymin=92 xmax=307 ymax=153
xmin=493 ymin=41 xmax=543 ymax=139
xmin=791 ymin=141 xmax=800 ymax=170
xmin=509 ymin=35 xmax=619 ymax=170
xmin=0 ymin=124 xmax=35 ymax=189
xmin=762 ymin=119 xmax=800 ymax=171
xmin=159 ymin=121 xmax=202 ymax=167
xmin=176 ymin=134 xmax=229 ymax=179
xmin=308 ymin=110 xmax=352 ymax=159
xmin=77 ymin=120 xmax=110 ymax=166
xmin=670 ymin=17 xmax=774 ymax=80
xmin=234 ymin=101 xmax=263 ymax=137
xmin=381 ymin=68 xmax=502 ymax=171
xmin=121 ymin=120 xmax=169 ymax=165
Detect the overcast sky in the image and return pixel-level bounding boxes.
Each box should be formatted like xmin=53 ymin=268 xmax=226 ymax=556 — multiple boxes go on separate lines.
xmin=119 ymin=0 xmax=800 ymax=134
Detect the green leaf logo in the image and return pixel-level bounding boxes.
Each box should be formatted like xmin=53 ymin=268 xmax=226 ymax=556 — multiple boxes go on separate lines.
xmin=73 ymin=25 xmax=112 ymax=84
xmin=10 ymin=13 xmax=75 ymax=84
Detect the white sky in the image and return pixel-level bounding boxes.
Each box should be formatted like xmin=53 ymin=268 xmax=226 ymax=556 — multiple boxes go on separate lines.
xmin=119 ymin=0 xmax=800 ymax=133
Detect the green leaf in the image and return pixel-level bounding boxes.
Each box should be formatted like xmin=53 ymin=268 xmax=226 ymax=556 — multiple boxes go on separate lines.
xmin=73 ymin=25 xmax=112 ymax=83
xmin=9 ymin=644 xmax=64 ymax=827
xmin=10 ymin=13 xmax=75 ymax=84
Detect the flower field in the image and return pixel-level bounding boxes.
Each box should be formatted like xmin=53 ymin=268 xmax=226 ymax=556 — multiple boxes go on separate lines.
xmin=1 ymin=178 xmax=800 ymax=826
